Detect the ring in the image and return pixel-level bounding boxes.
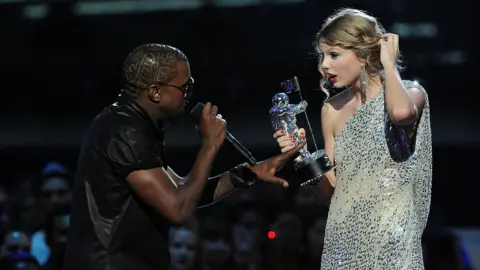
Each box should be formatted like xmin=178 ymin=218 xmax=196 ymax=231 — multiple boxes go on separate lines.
xmin=216 ymin=114 xmax=226 ymax=124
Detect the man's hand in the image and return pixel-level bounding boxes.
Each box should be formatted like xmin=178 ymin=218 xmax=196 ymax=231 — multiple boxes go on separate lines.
xmin=198 ymin=102 xmax=227 ymax=149
xmin=250 ymin=140 xmax=306 ymax=188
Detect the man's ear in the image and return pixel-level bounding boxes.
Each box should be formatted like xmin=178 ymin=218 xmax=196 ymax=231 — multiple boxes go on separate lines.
xmin=147 ymin=84 xmax=162 ymax=103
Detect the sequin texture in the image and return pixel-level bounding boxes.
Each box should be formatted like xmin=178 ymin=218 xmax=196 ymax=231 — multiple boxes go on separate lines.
xmin=321 ymin=80 xmax=432 ymax=270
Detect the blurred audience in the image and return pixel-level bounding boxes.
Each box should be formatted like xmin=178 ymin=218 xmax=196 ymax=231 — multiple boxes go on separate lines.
xmin=199 ymin=215 xmax=234 ymax=270
xmin=263 ymin=212 xmax=304 ymax=270
xmin=169 ymin=219 xmax=200 ymax=270
xmin=232 ymin=209 xmax=265 ymax=270
xmin=0 ymin=161 xmax=471 ymax=270
xmin=303 ymin=216 xmax=327 ymax=269
xmin=1 ymin=231 xmax=31 ymax=259
xmin=31 ymin=163 xmax=72 ymax=268
xmin=0 ymin=252 xmax=41 ymax=270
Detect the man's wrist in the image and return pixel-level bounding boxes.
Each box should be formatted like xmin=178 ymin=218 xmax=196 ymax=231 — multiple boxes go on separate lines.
xmin=200 ymin=142 xmax=220 ymax=157
xmin=229 ymin=163 xmax=256 ymax=188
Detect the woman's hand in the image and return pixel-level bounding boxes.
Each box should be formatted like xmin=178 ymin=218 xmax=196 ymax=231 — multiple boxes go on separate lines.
xmin=273 ymin=128 xmax=306 ymax=153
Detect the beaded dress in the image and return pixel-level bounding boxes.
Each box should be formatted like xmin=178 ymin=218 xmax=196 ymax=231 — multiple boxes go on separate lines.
xmin=321 ymin=80 xmax=432 ymax=270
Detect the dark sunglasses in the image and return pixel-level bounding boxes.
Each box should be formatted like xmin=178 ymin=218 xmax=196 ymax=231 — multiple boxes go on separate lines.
xmin=157 ymin=77 xmax=194 ymax=100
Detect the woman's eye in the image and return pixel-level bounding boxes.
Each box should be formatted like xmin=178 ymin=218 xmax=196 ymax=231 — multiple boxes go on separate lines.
xmin=330 ymin=52 xmax=339 ymax=58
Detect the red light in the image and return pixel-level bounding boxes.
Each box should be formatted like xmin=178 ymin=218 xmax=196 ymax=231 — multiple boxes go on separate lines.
xmin=267 ymin=231 xmax=276 ymax=239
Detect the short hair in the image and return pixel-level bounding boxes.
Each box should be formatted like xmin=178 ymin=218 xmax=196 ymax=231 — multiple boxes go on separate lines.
xmin=122 ymin=44 xmax=187 ymax=98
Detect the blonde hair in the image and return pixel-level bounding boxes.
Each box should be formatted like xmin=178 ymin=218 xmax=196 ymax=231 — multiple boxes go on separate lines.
xmin=314 ymin=8 xmax=404 ymax=100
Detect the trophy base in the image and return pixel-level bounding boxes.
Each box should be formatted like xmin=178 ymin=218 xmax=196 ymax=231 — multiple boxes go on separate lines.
xmin=294 ymin=150 xmax=335 ymax=187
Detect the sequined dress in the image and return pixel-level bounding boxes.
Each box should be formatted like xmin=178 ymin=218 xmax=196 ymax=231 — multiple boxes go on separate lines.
xmin=321 ymin=80 xmax=432 ymax=270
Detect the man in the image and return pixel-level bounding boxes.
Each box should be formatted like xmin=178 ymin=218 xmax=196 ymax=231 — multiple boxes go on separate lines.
xmin=31 ymin=172 xmax=72 ymax=267
xmin=63 ymin=43 xmax=304 ymax=270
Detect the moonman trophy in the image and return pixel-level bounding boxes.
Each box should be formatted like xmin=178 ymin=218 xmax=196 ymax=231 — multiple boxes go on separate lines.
xmin=269 ymin=77 xmax=335 ymax=187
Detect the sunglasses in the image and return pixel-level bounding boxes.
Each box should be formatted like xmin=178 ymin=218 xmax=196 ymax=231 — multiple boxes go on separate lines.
xmin=157 ymin=77 xmax=194 ymax=100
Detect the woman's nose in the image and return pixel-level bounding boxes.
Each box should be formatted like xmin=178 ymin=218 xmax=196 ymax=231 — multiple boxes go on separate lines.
xmin=321 ymin=58 xmax=330 ymax=71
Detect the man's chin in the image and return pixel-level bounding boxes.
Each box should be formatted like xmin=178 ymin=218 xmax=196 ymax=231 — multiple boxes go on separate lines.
xmin=168 ymin=109 xmax=185 ymax=123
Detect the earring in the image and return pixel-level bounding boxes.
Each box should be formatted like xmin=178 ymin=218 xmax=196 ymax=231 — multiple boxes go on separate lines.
xmin=360 ymin=66 xmax=367 ymax=96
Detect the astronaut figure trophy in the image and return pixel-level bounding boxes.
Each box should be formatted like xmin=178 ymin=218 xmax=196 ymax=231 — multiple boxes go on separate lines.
xmin=269 ymin=77 xmax=335 ymax=187
xmin=270 ymin=93 xmax=310 ymax=157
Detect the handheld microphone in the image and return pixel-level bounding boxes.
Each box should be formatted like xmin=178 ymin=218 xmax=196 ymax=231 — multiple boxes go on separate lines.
xmin=190 ymin=103 xmax=257 ymax=166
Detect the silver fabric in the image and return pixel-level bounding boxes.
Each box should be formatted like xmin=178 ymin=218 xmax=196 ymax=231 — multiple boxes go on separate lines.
xmin=321 ymin=80 xmax=432 ymax=270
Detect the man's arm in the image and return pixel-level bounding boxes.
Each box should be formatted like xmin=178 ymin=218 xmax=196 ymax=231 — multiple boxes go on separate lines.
xmin=121 ymin=102 xmax=230 ymax=224
xmin=126 ymin=144 xmax=219 ymax=224
xmin=166 ymin=163 xmax=253 ymax=207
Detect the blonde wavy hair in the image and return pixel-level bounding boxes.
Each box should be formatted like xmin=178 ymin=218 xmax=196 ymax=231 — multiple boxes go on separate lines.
xmin=314 ymin=8 xmax=404 ymax=100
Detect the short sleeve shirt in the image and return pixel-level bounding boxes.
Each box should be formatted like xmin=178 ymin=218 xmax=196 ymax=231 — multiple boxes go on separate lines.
xmin=63 ymin=97 xmax=172 ymax=270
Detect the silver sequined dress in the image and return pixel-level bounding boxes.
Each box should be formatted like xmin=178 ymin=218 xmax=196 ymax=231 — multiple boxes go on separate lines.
xmin=321 ymin=80 xmax=432 ymax=270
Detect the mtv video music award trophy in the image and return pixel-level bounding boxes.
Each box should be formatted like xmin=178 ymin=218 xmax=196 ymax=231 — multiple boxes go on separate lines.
xmin=269 ymin=77 xmax=334 ymax=187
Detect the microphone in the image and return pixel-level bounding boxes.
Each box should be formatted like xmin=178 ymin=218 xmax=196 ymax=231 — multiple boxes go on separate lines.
xmin=190 ymin=103 xmax=258 ymax=166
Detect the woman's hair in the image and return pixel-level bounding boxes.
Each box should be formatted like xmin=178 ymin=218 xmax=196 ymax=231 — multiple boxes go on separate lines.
xmin=314 ymin=8 xmax=404 ymax=100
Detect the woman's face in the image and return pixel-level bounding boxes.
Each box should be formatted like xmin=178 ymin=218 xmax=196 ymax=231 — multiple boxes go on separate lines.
xmin=169 ymin=229 xmax=198 ymax=270
xmin=318 ymin=42 xmax=364 ymax=89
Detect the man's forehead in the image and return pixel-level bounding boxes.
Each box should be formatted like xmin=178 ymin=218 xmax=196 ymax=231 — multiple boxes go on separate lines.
xmin=5 ymin=231 xmax=29 ymax=244
xmin=178 ymin=60 xmax=191 ymax=73
xmin=175 ymin=61 xmax=192 ymax=84
xmin=42 ymin=177 xmax=69 ymax=191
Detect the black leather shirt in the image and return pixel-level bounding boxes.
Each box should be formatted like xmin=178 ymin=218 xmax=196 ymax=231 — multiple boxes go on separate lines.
xmin=63 ymin=96 xmax=172 ymax=270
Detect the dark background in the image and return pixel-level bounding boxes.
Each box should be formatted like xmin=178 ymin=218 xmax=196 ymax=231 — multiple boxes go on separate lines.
xmin=0 ymin=0 xmax=477 ymax=231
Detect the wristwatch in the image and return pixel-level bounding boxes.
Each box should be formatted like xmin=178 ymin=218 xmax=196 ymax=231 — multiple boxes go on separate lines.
xmin=230 ymin=163 xmax=257 ymax=188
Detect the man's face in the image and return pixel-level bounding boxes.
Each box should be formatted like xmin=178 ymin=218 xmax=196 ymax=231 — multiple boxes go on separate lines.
xmin=157 ymin=60 xmax=193 ymax=119
xmin=41 ymin=177 xmax=72 ymax=207
xmin=169 ymin=228 xmax=198 ymax=270
xmin=2 ymin=231 xmax=30 ymax=255
xmin=52 ymin=214 xmax=70 ymax=244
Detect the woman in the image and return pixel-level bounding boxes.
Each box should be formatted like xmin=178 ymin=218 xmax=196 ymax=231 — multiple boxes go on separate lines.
xmin=274 ymin=8 xmax=432 ymax=269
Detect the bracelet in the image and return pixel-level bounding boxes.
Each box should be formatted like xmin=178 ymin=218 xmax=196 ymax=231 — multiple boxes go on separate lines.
xmin=229 ymin=162 xmax=256 ymax=188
